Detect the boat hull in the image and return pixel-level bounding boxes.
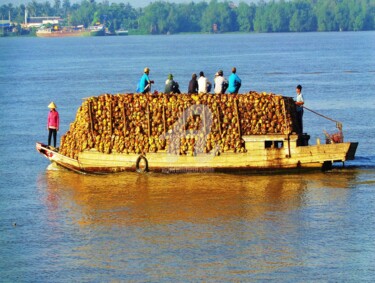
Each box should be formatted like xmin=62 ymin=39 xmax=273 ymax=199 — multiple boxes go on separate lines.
xmin=36 ymin=30 xmax=90 ymax=37
xmin=90 ymin=30 xmax=105 ymax=36
xmin=36 ymin=140 xmax=358 ymax=174
xmin=36 ymin=26 xmax=107 ymax=37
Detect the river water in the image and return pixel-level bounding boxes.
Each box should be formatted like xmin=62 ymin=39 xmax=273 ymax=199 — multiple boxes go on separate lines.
xmin=0 ymin=32 xmax=374 ymax=281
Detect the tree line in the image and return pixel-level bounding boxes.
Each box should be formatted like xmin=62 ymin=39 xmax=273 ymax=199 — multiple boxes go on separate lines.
xmin=1 ymin=0 xmax=374 ymax=34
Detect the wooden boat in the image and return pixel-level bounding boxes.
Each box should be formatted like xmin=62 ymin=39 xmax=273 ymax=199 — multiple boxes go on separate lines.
xmin=36 ymin=134 xmax=358 ymax=174
xmin=36 ymin=92 xmax=358 ymax=174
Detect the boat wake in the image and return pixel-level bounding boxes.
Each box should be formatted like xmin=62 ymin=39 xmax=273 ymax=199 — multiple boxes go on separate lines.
xmin=46 ymin=163 xmax=62 ymax=171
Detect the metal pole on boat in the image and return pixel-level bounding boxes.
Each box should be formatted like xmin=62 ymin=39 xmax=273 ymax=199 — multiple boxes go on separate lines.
xmin=303 ymin=106 xmax=343 ymax=130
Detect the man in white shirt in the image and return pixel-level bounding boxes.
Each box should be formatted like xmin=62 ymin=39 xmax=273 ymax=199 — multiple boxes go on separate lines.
xmin=214 ymin=70 xmax=228 ymax=94
xmin=295 ymin=84 xmax=304 ymax=134
xmin=197 ymin=71 xmax=212 ymax=93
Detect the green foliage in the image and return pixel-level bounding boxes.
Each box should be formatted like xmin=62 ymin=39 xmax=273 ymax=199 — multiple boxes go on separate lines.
xmin=139 ymin=1 xmax=173 ymax=34
xmin=289 ymin=1 xmax=317 ymax=32
xmin=200 ymin=0 xmax=238 ymax=32
xmin=236 ymin=2 xmax=256 ymax=32
xmin=1 ymin=0 xmax=374 ymax=34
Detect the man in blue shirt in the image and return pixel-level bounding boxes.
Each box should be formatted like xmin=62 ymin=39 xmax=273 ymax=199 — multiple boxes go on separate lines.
xmin=228 ymin=67 xmax=242 ymax=94
xmin=136 ymin=67 xmax=154 ymax=93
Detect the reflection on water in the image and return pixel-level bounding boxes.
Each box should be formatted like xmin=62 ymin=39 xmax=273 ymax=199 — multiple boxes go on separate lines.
xmin=40 ymin=170 xmax=313 ymax=226
xmin=38 ymin=169 xmax=360 ymax=228
xmin=32 ymin=169 xmax=367 ymax=281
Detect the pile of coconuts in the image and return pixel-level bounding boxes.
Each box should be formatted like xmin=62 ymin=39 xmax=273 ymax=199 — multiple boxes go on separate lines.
xmin=59 ymin=92 xmax=297 ymax=159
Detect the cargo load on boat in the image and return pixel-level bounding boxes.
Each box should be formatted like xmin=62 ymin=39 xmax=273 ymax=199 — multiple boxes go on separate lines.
xmin=59 ymin=92 xmax=299 ymax=160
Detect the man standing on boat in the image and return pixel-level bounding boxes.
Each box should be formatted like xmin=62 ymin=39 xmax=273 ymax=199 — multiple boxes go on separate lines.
xmin=47 ymin=102 xmax=59 ymax=148
xmin=295 ymin=84 xmax=304 ymax=134
xmin=137 ymin=67 xmax=154 ymax=93
xmin=228 ymin=67 xmax=242 ymax=94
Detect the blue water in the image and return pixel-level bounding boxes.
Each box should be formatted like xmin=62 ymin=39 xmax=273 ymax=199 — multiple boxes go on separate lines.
xmin=0 ymin=32 xmax=375 ymax=281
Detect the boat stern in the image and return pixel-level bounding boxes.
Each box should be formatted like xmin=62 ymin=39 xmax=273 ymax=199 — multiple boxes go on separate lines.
xmin=346 ymin=142 xmax=359 ymax=160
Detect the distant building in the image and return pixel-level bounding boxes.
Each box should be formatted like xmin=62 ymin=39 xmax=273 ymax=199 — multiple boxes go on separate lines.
xmin=23 ymin=10 xmax=62 ymax=28
xmin=212 ymin=23 xmax=218 ymax=33
xmin=25 ymin=16 xmax=62 ymax=28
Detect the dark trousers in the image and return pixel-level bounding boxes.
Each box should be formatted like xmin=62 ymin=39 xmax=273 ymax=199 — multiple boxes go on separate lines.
xmin=297 ymin=110 xmax=304 ymax=134
xmin=142 ymin=84 xmax=151 ymax=94
xmin=232 ymin=83 xmax=241 ymax=94
xmin=48 ymin=128 xmax=57 ymax=147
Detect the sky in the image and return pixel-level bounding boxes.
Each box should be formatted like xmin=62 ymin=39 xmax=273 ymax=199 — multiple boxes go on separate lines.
xmin=1 ymin=0 xmax=267 ymax=8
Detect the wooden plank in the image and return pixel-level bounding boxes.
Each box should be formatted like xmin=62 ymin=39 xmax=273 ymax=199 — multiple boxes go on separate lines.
xmin=109 ymin=98 xmax=112 ymax=137
xmin=202 ymin=105 xmax=206 ymax=135
xmin=162 ymin=105 xmax=166 ymax=135
xmin=215 ymin=105 xmax=222 ymax=136
xmin=234 ymin=99 xmax=241 ymax=136
xmin=281 ymin=99 xmax=290 ymax=134
xmin=122 ymin=105 xmax=127 ymax=136
xmin=108 ymin=97 xmax=113 ymax=151
xmin=183 ymin=108 xmax=186 ymax=136
xmin=146 ymin=103 xmax=151 ymax=138
xmin=88 ymin=100 xmax=94 ymax=138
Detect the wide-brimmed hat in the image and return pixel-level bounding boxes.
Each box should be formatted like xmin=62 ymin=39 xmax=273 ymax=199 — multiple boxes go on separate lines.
xmin=48 ymin=102 xmax=57 ymax=109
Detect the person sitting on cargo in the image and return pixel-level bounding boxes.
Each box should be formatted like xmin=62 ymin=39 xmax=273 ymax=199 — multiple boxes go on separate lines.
xmin=228 ymin=67 xmax=242 ymax=94
xmin=198 ymin=71 xmax=212 ymax=93
xmin=164 ymin=74 xmax=181 ymax=94
xmin=188 ymin=73 xmax=198 ymax=94
xmin=136 ymin=67 xmax=154 ymax=93
xmin=214 ymin=70 xmax=228 ymax=94
xmin=295 ymin=84 xmax=304 ymax=134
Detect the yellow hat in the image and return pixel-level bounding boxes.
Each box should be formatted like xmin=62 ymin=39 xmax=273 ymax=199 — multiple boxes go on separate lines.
xmin=48 ymin=102 xmax=57 ymax=109
xmin=144 ymin=67 xmax=150 ymax=73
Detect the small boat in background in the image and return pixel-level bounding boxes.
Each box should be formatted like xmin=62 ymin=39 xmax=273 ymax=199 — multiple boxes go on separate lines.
xmin=115 ymin=29 xmax=129 ymax=36
xmin=88 ymin=24 xmax=105 ymax=36
xmin=36 ymin=25 xmax=89 ymax=37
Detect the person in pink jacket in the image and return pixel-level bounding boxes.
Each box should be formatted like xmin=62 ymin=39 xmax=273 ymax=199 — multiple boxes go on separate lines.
xmin=47 ymin=102 xmax=59 ymax=147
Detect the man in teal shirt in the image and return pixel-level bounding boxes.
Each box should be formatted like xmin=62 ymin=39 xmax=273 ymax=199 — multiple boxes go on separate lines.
xmin=136 ymin=67 xmax=154 ymax=93
xmin=228 ymin=67 xmax=242 ymax=94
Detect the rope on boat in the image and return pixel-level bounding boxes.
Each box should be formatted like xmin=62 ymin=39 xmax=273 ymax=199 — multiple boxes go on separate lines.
xmin=303 ymin=106 xmax=343 ymax=130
